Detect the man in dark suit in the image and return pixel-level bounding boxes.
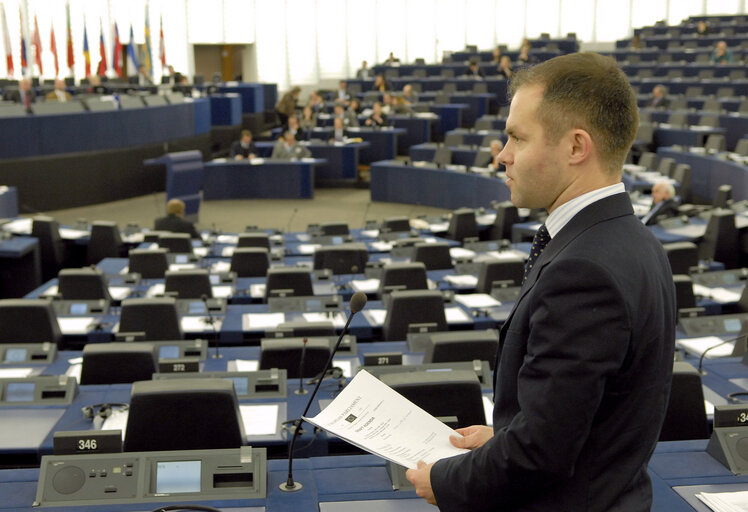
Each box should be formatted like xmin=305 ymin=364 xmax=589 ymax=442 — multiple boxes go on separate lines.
xmin=154 ymin=199 xmax=201 ymax=239
xmin=643 ymin=181 xmax=680 ymax=225
xmin=407 ymin=52 xmax=676 ymax=512
xmin=229 ymin=130 xmax=257 ymax=160
xmin=649 ymin=84 xmax=670 ymax=109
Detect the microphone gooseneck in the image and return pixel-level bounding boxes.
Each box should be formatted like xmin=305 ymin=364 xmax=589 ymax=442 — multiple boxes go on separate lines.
xmin=202 ymin=294 xmax=221 ymax=359
xmin=698 ymin=332 xmax=748 ymax=374
xmin=295 ymin=338 xmax=309 ymax=395
xmin=280 ymin=292 xmax=367 ymax=492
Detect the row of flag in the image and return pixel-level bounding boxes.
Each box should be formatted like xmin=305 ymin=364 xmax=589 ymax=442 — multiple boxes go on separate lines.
xmin=0 ymin=3 xmax=166 ymax=79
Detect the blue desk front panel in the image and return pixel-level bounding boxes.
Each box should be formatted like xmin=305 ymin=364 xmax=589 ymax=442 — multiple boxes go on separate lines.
xmin=657 ymin=148 xmax=748 ymax=204
xmin=351 ymin=128 xmax=405 ymax=164
xmin=0 ymin=186 xmax=18 ymax=218
xmin=210 ymin=94 xmax=243 ymax=126
xmin=218 ymin=83 xmax=265 ymax=113
xmin=203 ymin=160 xmax=316 ymax=199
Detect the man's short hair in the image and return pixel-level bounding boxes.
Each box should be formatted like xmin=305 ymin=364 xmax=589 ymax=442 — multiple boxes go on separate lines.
xmin=654 ymin=84 xmax=667 ymax=95
xmin=509 ymin=52 xmax=639 ymax=174
xmin=653 ymin=181 xmax=675 ymax=199
xmin=166 ymin=199 xmax=186 ymax=216
xmin=241 ymin=129 xmax=252 ymax=138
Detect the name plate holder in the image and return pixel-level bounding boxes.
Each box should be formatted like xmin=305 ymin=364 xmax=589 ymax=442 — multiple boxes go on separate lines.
xmin=0 ymin=375 xmax=78 ymax=406
xmin=154 ymin=369 xmax=288 ymax=399
xmin=0 ymin=343 xmax=57 ymax=364
xmin=707 ymin=403 xmax=748 ymax=474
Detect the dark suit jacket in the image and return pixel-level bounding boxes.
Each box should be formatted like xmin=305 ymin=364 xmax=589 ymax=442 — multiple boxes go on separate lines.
xmin=650 ymin=96 xmax=670 ymax=109
xmin=229 ymin=140 xmax=257 ymax=159
xmin=643 ymin=198 xmax=680 ymax=226
xmin=154 ymin=214 xmax=201 ymax=239
xmin=431 ymin=193 xmax=676 ymax=511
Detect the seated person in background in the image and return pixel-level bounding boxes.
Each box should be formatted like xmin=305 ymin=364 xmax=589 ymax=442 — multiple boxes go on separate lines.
xmin=497 ymin=55 xmax=513 ymax=79
xmin=384 ymin=52 xmax=400 ymax=65
xmin=365 ymin=101 xmax=388 ymax=127
xmin=402 ymin=83 xmax=419 ymax=104
xmin=155 ymin=199 xmax=201 ymax=239
xmin=287 ymin=115 xmax=301 ymax=137
xmin=299 ymin=105 xmax=317 ymax=135
xmin=696 ymin=20 xmax=710 ymax=37
xmin=392 ymin=95 xmax=412 ymax=114
xmin=276 ymin=86 xmax=301 ymax=129
xmin=6 ymin=77 xmax=36 ymax=111
xmin=86 ymin=74 xmax=107 ymax=94
xmin=517 ymin=41 xmax=536 ymax=66
xmin=334 ymin=103 xmax=358 ymax=128
xmin=229 ymin=129 xmax=257 ymax=160
xmin=465 ymin=60 xmax=485 ymax=79
xmin=271 ymin=131 xmax=312 ymax=160
xmin=333 ymin=80 xmax=350 ymax=105
xmin=138 ymin=65 xmax=154 ymax=86
xmin=491 ymin=46 xmax=503 ymax=65
xmin=330 ymin=117 xmax=347 ymax=143
xmin=372 ymin=73 xmax=390 ymax=92
xmin=348 ymin=98 xmax=362 ymax=115
xmin=488 ymin=139 xmax=504 ymax=172
xmin=356 ymin=60 xmax=371 ymax=80
xmin=630 ymin=33 xmax=642 ymax=51
xmin=648 ymin=84 xmax=670 ymax=109
xmin=308 ymin=90 xmax=324 ymax=115
xmin=710 ymin=40 xmax=734 ymax=64
xmin=45 ymin=78 xmax=71 ymax=102
xmin=381 ymin=93 xmax=394 ymax=115
xmin=642 ymin=181 xmax=680 ymax=226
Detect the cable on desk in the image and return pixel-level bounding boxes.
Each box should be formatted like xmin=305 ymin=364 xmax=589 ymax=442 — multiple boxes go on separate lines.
xmin=150 ymin=505 xmax=223 ymax=512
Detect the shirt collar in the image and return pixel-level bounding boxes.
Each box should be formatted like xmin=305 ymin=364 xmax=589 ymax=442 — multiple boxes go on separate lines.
xmin=545 ymin=182 xmax=626 ymax=238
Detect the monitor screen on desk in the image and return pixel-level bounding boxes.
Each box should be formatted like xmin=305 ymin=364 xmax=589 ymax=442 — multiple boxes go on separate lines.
xmin=209 ymin=274 xmax=219 ymax=285
xmin=159 ymin=345 xmax=181 ymax=359
xmin=4 ymin=348 xmax=27 ymax=363
xmin=188 ymin=301 xmax=207 ymax=315
xmin=155 ymin=460 xmax=202 ymax=494
xmin=70 ymin=303 xmax=87 ymax=315
xmin=725 ymin=318 xmax=743 ymax=332
xmin=229 ymin=377 xmax=249 ymax=396
xmin=4 ymin=382 xmax=35 ymax=402
xmin=175 ymin=255 xmax=189 ymax=264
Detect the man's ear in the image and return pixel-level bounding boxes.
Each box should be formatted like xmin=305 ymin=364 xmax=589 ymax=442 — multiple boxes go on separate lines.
xmin=568 ymin=129 xmax=593 ymax=166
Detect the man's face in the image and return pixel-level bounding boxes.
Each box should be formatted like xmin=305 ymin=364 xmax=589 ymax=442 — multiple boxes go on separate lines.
xmin=242 ymin=134 xmax=251 ymax=145
xmin=653 ymin=86 xmax=663 ymax=98
xmin=651 ymin=184 xmax=667 ymax=204
xmin=499 ymin=84 xmax=568 ymax=211
xmin=490 ymin=142 xmax=501 ymax=157
xmin=285 ymin=134 xmax=295 ymax=145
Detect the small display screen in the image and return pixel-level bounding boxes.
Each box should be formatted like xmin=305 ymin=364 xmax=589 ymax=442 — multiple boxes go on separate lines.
xmin=175 ymin=255 xmax=188 ymax=264
xmin=70 ymin=303 xmax=87 ymax=315
xmin=229 ymin=377 xmax=248 ymax=396
xmin=4 ymin=348 xmax=27 ymax=363
xmin=188 ymin=302 xmax=206 ymax=314
xmin=159 ymin=346 xmax=180 ymax=359
xmin=332 ymin=236 xmax=342 ymax=245
xmin=724 ymin=318 xmax=743 ymax=332
xmin=486 ymin=242 xmax=499 ymax=251
xmin=306 ymin=299 xmax=322 ymax=311
xmin=4 ymin=382 xmax=35 ymax=402
xmin=209 ymin=274 xmax=219 ymax=285
xmin=156 ymin=460 xmax=201 ymax=494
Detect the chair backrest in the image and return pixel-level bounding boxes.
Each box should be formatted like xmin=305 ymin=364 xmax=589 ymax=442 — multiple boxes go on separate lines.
xmin=656 ymin=157 xmax=677 ymax=178
xmin=31 ymin=216 xmax=65 ymax=282
xmin=672 ymin=163 xmax=692 ymax=203
xmin=672 ymin=274 xmax=696 ymax=311
xmin=433 ymin=147 xmax=452 ymax=167
xmin=80 ymin=342 xmax=158 ymax=385
xmin=714 ymin=185 xmax=732 ymax=209
xmin=381 ymin=217 xmax=411 ymax=233
xmin=412 ymin=242 xmax=453 ymax=270
xmin=119 ymin=297 xmax=183 ymax=340
xmin=313 ymin=244 xmax=369 ymax=274
xmin=444 ymin=133 xmax=463 ymax=146
xmin=487 ymin=201 xmax=519 ymax=240
xmin=158 ymin=233 xmax=194 ymax=253
xmin=237 ymin=233 xmax=271 ymax=250
xmin=258 ymin=338 xmax=331 ymax=378
xmin=474 ymin=119 xmax=494 ymax=131
xmin=659 ymin=362 xmax=709 ymax=441
xmin=382 ymin=290 xmax=447 ymax=341
xmin=230 ymin=248 xmax=270 ymax=278
xmin=58 ymin=268 xmax=112 ymax=301
xmin=716 ymin=87 xmax=734 ymax=98
xmin=472 ymin=82 xmax=488 ymax=94
xmin=638 ymin=151 xmax=658 ymax=170
xmin=699 ymin=208 xmax=739 ymax=269
xmin=423 ymin=330 xmax=500 ymax=369
xmin=264 ymin=268 xmax=313 ymax=301
xmin=164 ymin=269 xmax=213 ymax=299
xmin=0 ymin=299 xmax=63 ymax=346
xmin=704 ymin=133 xmax=726 ymax=152
xmin=319 ymin=222 xmax=350 ymax=236
xmin=124 ymin=378 xmax=246 ymax=452
xmin=87 ymin=221 xmax=123 ymax=264
xmin=684 ymin=86 xmax=703 ymax=97
xmin=735 ymin=139 xmax=748 ymax=156
xmin=128 ymin=248 xmax=169 ymax=279
xmin=447 ymin=208 xmax=478 ymax=242
xmin=662 ymin=241 xmax=698 ymax=275
xmin=475 ymin=258 xmax=525 ymax=292
xmin=473 ymin=150 xmax=492 ymax=167
xmin=701 ymin=98 xmax=722 ymax=113
xmin=442 ymin=80 xmax=456 ymax=90
xmin=667 ymin=112 xmax=687 ymax=128
xmin=378 ymin=262 xmax=428 ymax=298
xmin=635 ymin=123 xmax=654 ymax=144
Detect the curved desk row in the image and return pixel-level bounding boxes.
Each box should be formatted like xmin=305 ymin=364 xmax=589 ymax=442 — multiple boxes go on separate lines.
xmin=656 ymin=148 xmax=748 ymax=203
xmin=370 ymin=161 xmax=510 ymax=210
xmin=203 ymin=160 xmax=321 ymax=200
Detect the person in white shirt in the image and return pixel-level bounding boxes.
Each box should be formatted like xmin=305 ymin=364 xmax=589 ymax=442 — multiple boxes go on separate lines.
xmin=45 ymin=78 xmax=71 ymax=102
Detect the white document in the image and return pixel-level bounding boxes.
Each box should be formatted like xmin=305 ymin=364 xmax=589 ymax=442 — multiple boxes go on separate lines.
xmin=482 ymin=396 xmax=494 ymax=427
xmin=240 ymin=404 xmax=279 ymax=436
xmin=350 ymin=279 xmax=380 ymax=293
xmin=108 ymin=286 xmax=132 ymax=301
xmin=193 ymin=247 xmax=209 ymax=257
xmin=0 ymin=368 xmax=35 ymax=378
xmin=229 ymin=359 xmax=259 ymax=372
xmin=693 ymin=284 xmax=741 ymax=303
xmin=302 ymin=312 xmax=347 ymax=327
xmin=168 ymin=263 xmax=198 ymax=271
xmin=304 ymin=370 xmax=468 ymax=469
xmin=443 ymin=275 xmax=478 ymax=287
xmin=363 ymin=309 xmax=387 ymax=326
xmin=450 ymin=247 xmax=476 ymax=259
xmin=180 ymin=316 xmax=224 ymax=332
xmin=676 ymin=336 xmax=735 ymax=358
xmin=445 ymin=307 xmax=471 ymax=323
xmin=370 ymin=241 xmax=394 ymax=252
xmin=39 ymin=285 xmax=58 ymax=298
xmin=211 ymin=261 xmax=231 ymax=273
xmin=455 ymin=294 xmax=501 ymax=309
xmin=2 ymin=217 xmax=32 ymax=234
xmin=221 ymin=246 xmax=235 ymax=257
xmin=65 ymin=363 xmax=82 ymax=383
xmin=211 ymin=285 xmax=234 ymax=298
xmin=298 ymin=244 xmax=322 ymax=254
xmin=249 ymin=283 xmax=266 ymax=298
xmin=242 ymin=312 xmax=286 ymax=330
xmin=696 ymin=490 xmax=748 ymax=512
xmin=59 ymin=228 xmax=89 ymax=240
xmin=57 ymin=317 xmax=95 ymax=335
xmin=360 ymin=229 xmax=380 ymax=238
xmin=429 ymin=222 xmax=449 ymax=232
xmin=216 ymin=234 xmax=239 ymax=244
xmin=145 ymin=283 xmax=166 ymax=298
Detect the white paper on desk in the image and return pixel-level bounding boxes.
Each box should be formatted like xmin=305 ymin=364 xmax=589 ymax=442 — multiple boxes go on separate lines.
xmin=180 ymin=316 xmax=224 ymax=332
xmin=676 ymin=336 xmax=735 ymax=358
xmin=58 ymin=227 xmax=88 ymax=240
xmin=57 ymin=316 xmax=95 ymax=334
xmin=295 ymin=233 xmax=311 ymax=242
xmin=65 ymin=363 xmax=82 ymax=383
xmin=304 ymin=369 xmax=468 ymax=469
xmin=145 ymin=283 xmax=166 ymax=297
xmin=217 ymin=234 xmax=239 ymax=244
xmin=0 ymin=368 xmax=35 ymax=378
xmin=101 ymin=409 xmax=129 ymax=438
xmin=693 ymin=284 xmax=741 ymax=303
xmin=221 ymin=246 xmax=235 ymax=257
xmin=370 ymin=241 xmax=394 ymax=252
xmin=476 ymin=214 xmax=495 ymax=224
xmin=249 ymin=283 xmax=266 ymax=298
xmin=242 ymin=312 xmax=286 ymax=330
xmin=302 ymin=312 xmax=347 ymax=328
xmin=108 ymin=286 xmax=131 ymax=301
xmin=119 ymin=265 xmax=130 ymax=274
xmin=240 ymin=404 xmax=279 ymax=436
xmin=444 ymin=274 xmax=478 ymax=287
xmin=122 ymin=233 xmax=144 ymax=244
xmin=39 ymin=284 xmax=58 ymax=298
xmin=483 ymin=396 xmax=494 ymax=427
xmin=455 ymin=293 xmax=501 ymax=309
xmin=485 ymin=250 xmax=527 ymax=261
xmin=298 ymin=244 xmax=322 ymax=254
xmin=429 ymin=222 xmax=449 ymax=232
xmin=193 ymin=247 xmax=209 ymax=257
xmin=363 ymin=309 xmax=387 ymax=326
xmin=168 ymin=263 xmax=198 ymax=271
xmin=350 ymin=279 xmax=380 ymax=293
xmin=211 ymin=260 xmax=231 ymax=273
xmin=212 ymin=285 xmax=233 ymax=298
xmin=697 ymin=490 xmax=748 ymax=512
xmin=230 ymin=359 xmax=259 ymax=372
xmin=445 ymin=307 xmax=471 ymax=323
xmin=2 ymin=217 xmax=32 ymax=234
xmin=360 ymin=229 xmax=380 ymax=238
xmin=450 ymin=247 xmax=476 ymax=259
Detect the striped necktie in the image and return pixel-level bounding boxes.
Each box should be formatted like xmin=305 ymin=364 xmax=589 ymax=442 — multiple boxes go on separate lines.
xmin=523 ymin=224 xmax=550 ymax=284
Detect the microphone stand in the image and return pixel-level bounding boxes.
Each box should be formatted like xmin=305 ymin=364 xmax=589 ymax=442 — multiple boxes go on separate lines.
xmin=280 ymin=292 xmax=367 ymax=492
xmin=202 ymin=294 xmax=221 ymax=359
xmin=698 ymin=332 xmax=748 ymax=374
xmin=295 ymin=338 xmax=309 ymax=395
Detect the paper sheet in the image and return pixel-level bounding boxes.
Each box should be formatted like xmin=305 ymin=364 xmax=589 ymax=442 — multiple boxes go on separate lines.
xmin=2 ymin=217 xmax=32 ymax=234
xmin=211 ymin=261 xmax=232 ymax=273
xmin=242 ymin=312 xmax=286 ymax=330
xmin=350 ymin=279 xmax=380 ymax=293
xmin=676 ymin=336 xmax=736 ymax=358
xmin=58 ymin=228 xmax=89 ymax=240
xmin=693 ymin=284 xmax=742 ymax=303
xmin=454 ymin=294 xmax=501 ymax=309
xmin=239 ymin=404 xmax=279 ymax=436
xmin=249 ymin=283 xmax=266 ymax=298
xmin=65 ymin=363 xmax=82 ymax=383
xmin=57 ymin=316 xmax=95 ymax=334
xmin=230 ymin=359 xmax=259 ymax=372
xmin=0 ymin=368 xmax=35 ymax=378
xmin=304 ymin=369 xmax=469 ymax=469
xmin=445 ymin=307 xmax=471 ymax=323
xmin=298 ymin=244 xmax=322 ymax=254
xmin=216 ymin=234 xmax=239 ymax=244
xmin=483 ymin=396 xmax=494 ymax=427
xmin=443 ymin=275 xmax=478 ymax=287
xmin=449 ymin=247 xmax=476 ymax=259
xmin=146 ymin=283 xmax=166 ymax=298
xmin=211 ymin=285 xmax=234 ymax=298
xmin=193 ymin=247 xmax=209 ymax=257
xmin=302 ymin=312 xmax=347 ymax=327
xmin=697 ymin=490 xmax=748 ymax=512
xmin=108 ymin=286 xmax=132 ymax=301
xmin=363 ymin=309 xmax=387 ymax=326
xmin=221 ymin=246 xmax=236 ymax=257
xmin=39 ymin=285 xmax=59 ymax=298
xmin=360 ymin=229 xmax=380 ymax=238
xmin=370 ymin=241 xmax=394 ymax=252
xmin=180 ymin=316 xmax=224 ymax=332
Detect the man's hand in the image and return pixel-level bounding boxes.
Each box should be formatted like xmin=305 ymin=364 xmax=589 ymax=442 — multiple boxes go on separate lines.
xmin=405 ymin=460 xmax=437 ymax=506
xmin=235 ymin=154 xmax=244 ymax=160
xmin=451 ymin=425 xmax=493 ymax=450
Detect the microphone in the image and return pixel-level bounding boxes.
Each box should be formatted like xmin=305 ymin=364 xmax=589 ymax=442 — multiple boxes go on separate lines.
xmin=295 ymin=337 xmax=309 ymax=395
xmin=280 ymin=291 xmax=367 ymax=492
xmin=201 ymin=294 xmax=221 ymax=359
xmin=697 ymin=331 xmax=748 ymax=374
xmin=286 ymin=207 xmax=299 ymax=233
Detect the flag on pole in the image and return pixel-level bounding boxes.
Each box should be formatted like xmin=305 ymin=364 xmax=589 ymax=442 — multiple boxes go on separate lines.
xmin=19 ymin=7 xmax=27 ymax=75
xmin=65 ymin=2 xmax=73 ymax=71
xmin=96 ymin=17 xmax=106 ymax=75
xmin=82 ymin=17 xmax=90 ymax=76
xmin=143 ymin=7 xmax=152 ymax=79
xmin=50 ymin=23 xmax=58 ymax=77
xmin=32 ymin=14 xmax=42 ymax=75
xmin=127 ymin=23 xmax=138 ymax=72
xmin=158 ymin=14 xmax=165 ymax=69
xmin=112 ymin=22 xmax=122 ymax=77
xmin=1 ymin=4 xmax=13 ymax=77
